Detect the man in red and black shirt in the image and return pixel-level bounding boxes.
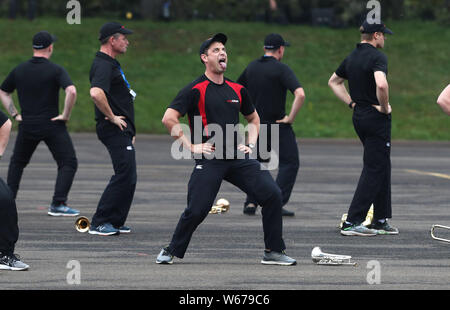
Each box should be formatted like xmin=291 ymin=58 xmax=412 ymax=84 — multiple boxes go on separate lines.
xmin=157 ymin=33 xmax=296 ymax=266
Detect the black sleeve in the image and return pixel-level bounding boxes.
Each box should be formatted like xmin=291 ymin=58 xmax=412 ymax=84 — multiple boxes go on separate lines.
xmin=335 ymin=57 xmax=348 ymax=79
xmin=372 ymin=52 xmax=388 ymax=75
xmin=57 ymin=66 xmax=74 ymax=89
xmin=280 ymin=65 xmax=301 ymax=93
xmin=168 ymin=85 xmax=198 ymax=116
xmin=0 ymin=69 xmax=17 ymax=93
xmin=90 ymin=61 xmax=112 ymax=93
xmin=240 ymin=87 xmax=255 ymax=116
xmin=237 ymin=68 xmax=248 ymax=88
xmin=0 ymin=110 xmax=8 ymax=127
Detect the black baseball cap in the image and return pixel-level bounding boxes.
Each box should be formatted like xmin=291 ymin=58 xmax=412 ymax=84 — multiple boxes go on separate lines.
xmin=360 ymin=20 xmax=393 ymax=35
xmin=264 ymin=33 xmax=290 ymax=50
xmin=199 ymin=33 xmax=227 ymax=56
xmin=99 ymin=22 xmax=133 ymax=41
xmin=32 ymin=31 xmax=57 ymax=49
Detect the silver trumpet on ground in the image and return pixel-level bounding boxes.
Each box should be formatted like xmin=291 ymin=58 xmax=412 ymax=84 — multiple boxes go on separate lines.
xmin=311 ymin=247 xmax=357 ymax=266
xmin=75 ymin=216 xmax=90 ymax=233
xmin=430 ymin=224 xmax=450 ymax=243
xmin=209 ymin=198 xmax=230 ymax=214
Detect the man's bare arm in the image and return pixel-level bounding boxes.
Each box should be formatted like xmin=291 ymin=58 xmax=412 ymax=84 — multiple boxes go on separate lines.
xmin=437 ymin=84 xmax=450 ymax=116
xmin=52 ymin=85 xmax=77 ymax=122
xmin=0 ymin=89 xmax=21 ymax=120
xmin=90 ymin=87 xmax=127 ymax=131
xmin=328 ymin=73 xmax=354 ymax=108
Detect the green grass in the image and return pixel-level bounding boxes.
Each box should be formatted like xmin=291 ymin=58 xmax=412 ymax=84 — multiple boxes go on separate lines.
xmin=0 ymin=18 xmax=449 ymax=140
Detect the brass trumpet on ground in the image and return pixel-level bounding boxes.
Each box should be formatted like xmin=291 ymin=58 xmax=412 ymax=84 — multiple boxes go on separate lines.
xmin=430 ymin=224 xmax=450 ymax=243
xmin=311 ymin=247 xmax=357 ymax=266
xmin=209 ymin=198 xmax=230 ymax=214
xmin=75 ymin=216 xmax=90 ymax=233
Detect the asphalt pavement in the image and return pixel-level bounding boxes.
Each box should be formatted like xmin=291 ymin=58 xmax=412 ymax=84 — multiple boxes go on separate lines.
xmin=0 ymin=134 xmax=449 ymax=292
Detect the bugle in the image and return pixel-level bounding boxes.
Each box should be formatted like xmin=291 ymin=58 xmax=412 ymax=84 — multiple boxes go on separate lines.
xmin=209 ymin=198 xmax=230 ymax=214
xmin=311 ymin=247 xmax=357 ymax=266
xmin=430 ymin=224 xmax=450 ymax=243
xmin=75 ymin=216 xmax=90 ymax=233
xmin=339 ymin=204 xmax=374 ymax=228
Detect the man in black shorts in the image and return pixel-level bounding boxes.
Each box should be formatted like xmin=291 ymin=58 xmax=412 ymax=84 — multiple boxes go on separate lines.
xmin=437 ymin=84 xmax=450 ymax=115
xmin=237 ymin=33 xmax=305 ymax=217
xmin=0 ymin=110 xmax=29 ymax=271
xmin=0 ymin=31 xmax=79 ymax=217
xmin=328 ymin=20 xmax=398 ymax=236
xmin=88 ymin=22 xmax=136 ymax=236
xmin=156 ymin=33 xmax=296 ymax=265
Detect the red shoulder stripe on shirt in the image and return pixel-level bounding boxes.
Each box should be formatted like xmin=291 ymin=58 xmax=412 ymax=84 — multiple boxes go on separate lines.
xmin=192 ymin=80 xmax=210 ymax=137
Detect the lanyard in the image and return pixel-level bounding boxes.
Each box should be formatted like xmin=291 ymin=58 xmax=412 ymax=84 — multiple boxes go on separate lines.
xmin=118 ymin=66 xmax=131 ymax=89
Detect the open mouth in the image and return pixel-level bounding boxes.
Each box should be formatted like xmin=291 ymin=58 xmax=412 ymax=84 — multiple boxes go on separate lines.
xmin=219 ymin=58 xmax=227 ymax=70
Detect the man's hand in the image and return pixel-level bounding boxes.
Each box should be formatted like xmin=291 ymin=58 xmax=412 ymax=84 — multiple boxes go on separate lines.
xmin=51 ymin=114 xmax=69 ymax=122
xmin=372 ymin=103 xmax=392 ymax=115
xmin=238 ymin=144 xmax=253 ymax=154
xmin=105 ymin=115 xmax=127 ymax=131
xmin=276 ymin=115 xmax=292 ymax=124
xmin=191 ymin=143 xmax=215 ymax=155
xmin=14 ymin=114 xmax=22 ymax=122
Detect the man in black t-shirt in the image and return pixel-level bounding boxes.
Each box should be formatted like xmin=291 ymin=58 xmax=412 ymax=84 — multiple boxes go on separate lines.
xmin=237 ymin=33 xmax=305 ymax=217
xmin=0 ymin=31 xmax=79 ymax=217
xmin=0 ymin=110 xmax=29 ymax=271
xmin=328 ymin=20 xmax=398 ymax=236
xmin=88 ymin=22 xmax=136 ymax=236
xmin=156 ymin=33 xmax=296 ymax=266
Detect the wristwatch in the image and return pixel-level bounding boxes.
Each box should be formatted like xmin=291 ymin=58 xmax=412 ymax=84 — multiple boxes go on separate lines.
xmin=348 ymin=101 xmax=355 ymax=109
xmin=248 ymin=143 xmax=255 ymax=150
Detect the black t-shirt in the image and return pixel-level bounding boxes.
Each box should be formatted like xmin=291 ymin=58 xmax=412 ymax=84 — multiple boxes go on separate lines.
xmin=0 ymin=57 xmax=73 ymax=124
xmin=0 ymin=110 xmax=8 ymax=127
xmin=169 ymin=74 xmax=255 ymax=159
xmin=90 ymin=51 xmax=135 ymax=138
xmin=237 ymin=56 xmax=301 ymax=123
xmin=336 ymin=43 xmax=388 ymax=107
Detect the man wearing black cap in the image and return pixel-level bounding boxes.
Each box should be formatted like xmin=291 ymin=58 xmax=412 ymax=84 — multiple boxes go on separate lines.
xmin=156 ymin=33 xmax=296 ymax=265
xmin=0 ymin=110 xmax=29 ymax=271
xmin=328 ymin=20 xmax=398 ymax=236
xmin=237 ymin=33 xmax=305 ymax=217
xmin=88 ymin=22 xmax=136 ymax=236
xmin=0 ymin=31 xmax=79 ymax=217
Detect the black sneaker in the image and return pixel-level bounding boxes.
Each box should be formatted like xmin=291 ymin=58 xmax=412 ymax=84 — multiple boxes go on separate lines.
xmin=367 ymin=220 xmax=399 ymax=235
xmin=281 ymin=208 xmax=295 ymax=217
xmin=0 ymin=253 xmax=29 ymax=271
xmin=243 ymin=202 xmax=257 ymax=215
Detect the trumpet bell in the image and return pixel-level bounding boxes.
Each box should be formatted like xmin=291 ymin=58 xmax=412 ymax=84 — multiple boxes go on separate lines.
xmin=311 ymin=247 xmax=357 ymax=266
xmin=431 ymin=224 xmax=450 ymax=243
xmin=209 ymin=198 xmax=230 ymax=214
xmin=75 ymin=216 xmax=90 ymax=233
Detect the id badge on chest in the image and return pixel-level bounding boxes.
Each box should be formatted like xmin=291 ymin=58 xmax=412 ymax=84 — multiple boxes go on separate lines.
xmin=130 ymin=89 xmax=137 ymax=101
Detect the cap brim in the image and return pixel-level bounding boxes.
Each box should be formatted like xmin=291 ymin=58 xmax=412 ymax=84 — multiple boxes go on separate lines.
xmin=119 ymin=28 xmax=133 ymax=35
xmin=383 ymin=28 xmax=393 ymax=35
